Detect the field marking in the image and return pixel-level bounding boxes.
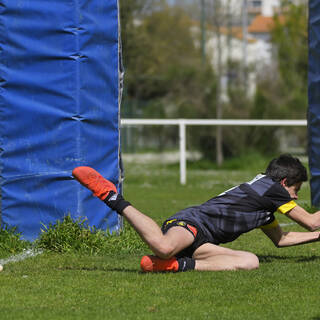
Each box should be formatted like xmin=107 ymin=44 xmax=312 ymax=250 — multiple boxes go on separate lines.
xmin=279 ymin=222 xmax=295 ymax=227
xmin=0 ymin=248 xmax=43 ymax=266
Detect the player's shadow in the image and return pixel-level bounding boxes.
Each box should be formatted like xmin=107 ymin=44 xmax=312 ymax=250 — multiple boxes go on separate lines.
xmin=57 ymin=266 xmax=139 ymax=273
xmin=258 ymin=255 xmax=320 ymax=263
xmin=57 ymin=266 xmax=176 ymax=275
xmin=310 ymin=317 xmax=320 ymax=320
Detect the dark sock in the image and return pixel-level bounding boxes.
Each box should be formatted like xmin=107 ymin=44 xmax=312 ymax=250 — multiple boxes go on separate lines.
xmin=177 ymin=257 xmax=196 ymax=272
xmin=103 ymin=191 xmax=131 ymax=215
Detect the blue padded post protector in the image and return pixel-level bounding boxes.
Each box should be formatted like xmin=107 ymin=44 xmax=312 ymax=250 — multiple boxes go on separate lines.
xmin=308 ymin=0 xmax=320 ymax=207
xmin=0 ymin=0 xmax=123 ymax=240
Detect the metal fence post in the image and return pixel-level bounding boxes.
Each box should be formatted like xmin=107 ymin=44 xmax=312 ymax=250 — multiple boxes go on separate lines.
xmin=179 ymin=120 xmax=186 ymax=185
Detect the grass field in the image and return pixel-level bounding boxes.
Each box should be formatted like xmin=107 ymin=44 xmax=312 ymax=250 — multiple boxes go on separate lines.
xmin=1 ymin=154 xmax=320 ymax=320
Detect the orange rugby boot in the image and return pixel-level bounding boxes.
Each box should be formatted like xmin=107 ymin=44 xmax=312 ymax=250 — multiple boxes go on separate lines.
xmin=140 ymin=255 xmax=179 ymax=272
xmin=72 ymin=166 xmax=117 ymax=201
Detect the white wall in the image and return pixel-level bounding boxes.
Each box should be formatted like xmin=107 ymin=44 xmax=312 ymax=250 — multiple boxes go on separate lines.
xmin=261 ymin=0 xmax=280 ymax=16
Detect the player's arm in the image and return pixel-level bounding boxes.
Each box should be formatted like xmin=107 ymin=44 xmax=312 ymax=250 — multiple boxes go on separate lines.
xmin=261 ymin=219 xmax=320 ymax=247
xmin=286 ymin=205 xmax=320 ymax=231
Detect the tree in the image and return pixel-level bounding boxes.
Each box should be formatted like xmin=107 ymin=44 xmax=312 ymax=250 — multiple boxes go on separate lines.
xmin=119 ymin=1 xmax=218 ymax=153
xmin=120 ymin=1 xmax=217 ymax=116
xmin=248 ymin=2 xmax=308 ymax=155
xmin=270 ymin=2 xmax=308 ymax=118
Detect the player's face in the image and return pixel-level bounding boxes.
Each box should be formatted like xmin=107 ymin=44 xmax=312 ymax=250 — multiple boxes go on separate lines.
xmin=283 ymin=182 xmax=302 ymax=200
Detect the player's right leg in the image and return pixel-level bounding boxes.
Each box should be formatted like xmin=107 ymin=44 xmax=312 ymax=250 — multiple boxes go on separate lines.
xmin=72 ymin=166 xmax=194 ymax=265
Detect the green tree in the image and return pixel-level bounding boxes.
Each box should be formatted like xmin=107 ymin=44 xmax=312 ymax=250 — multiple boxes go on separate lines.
xmin=249 ymin=2 xmax=308 ymax=154
xmin=271 ymin=2 xmax=308 ymax=118
xmin=119 ymin=1 xmax=218 ymax=153
xmin=123 ymin=3 xmax=214 ymax=104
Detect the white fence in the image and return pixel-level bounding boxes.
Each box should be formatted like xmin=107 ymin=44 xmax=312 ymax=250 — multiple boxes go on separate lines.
xmin=121 ymin=119 xmax=307 ymax=185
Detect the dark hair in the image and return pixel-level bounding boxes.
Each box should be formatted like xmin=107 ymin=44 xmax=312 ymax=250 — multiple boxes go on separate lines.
xmin=264 ymin=154 xmax=308 ymax=186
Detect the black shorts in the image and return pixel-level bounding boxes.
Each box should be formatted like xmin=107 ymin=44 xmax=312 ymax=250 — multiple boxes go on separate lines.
xmin=161 ymin=218 xmax=208 ymax=258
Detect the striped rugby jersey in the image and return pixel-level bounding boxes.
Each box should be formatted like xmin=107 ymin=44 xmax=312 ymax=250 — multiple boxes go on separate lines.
xmin=168 ymin=174 xmax=296 ymax=245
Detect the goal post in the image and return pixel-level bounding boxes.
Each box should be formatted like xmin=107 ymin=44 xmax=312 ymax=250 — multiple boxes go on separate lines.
xmin=0 ymin=0 xmax=123 ymax=240
xmin=308 ymin=0 xmax=320 ymax=207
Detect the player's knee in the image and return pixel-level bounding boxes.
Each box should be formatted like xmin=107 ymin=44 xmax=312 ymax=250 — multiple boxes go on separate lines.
xmin=153 ymin=242 xmax=175 ymax=259
xmin=241 ymin=252 xmax=259 ymax=270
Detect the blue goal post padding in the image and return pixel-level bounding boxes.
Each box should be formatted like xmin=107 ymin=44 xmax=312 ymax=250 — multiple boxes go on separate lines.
xmin=309 ymin=0 xmax=320 ymax=207
xmin=0 ymin=0 xmax=123 ymax=240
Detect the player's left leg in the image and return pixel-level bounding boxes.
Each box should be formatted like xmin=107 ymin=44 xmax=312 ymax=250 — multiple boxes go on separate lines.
xmin=193 ymin=243 xmax=259 ymax=271
xmin=72 ymin=166 xmax=195 ymax=264
xmin=121 ymin=207 xmax=194 ymax=259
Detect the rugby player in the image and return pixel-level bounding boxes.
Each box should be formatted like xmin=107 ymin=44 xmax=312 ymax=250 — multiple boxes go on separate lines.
xmin=72 ymin=154 xmax=320 ymax=272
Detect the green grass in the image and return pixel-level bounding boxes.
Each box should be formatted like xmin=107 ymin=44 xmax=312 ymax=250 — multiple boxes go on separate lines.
xmin=36 ymin=215 xmax=147 ymax=255
xmin=1 ymin=156 xmax=320 ymax=320
xmin=0 ymin=226 xmax=30 ymax=259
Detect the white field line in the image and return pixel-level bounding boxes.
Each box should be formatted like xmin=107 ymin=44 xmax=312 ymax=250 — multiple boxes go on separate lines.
xmin=279 ymin=222 xmax=295 ymax=227
xmin=0 ymin=248 xmax=43 ymax=266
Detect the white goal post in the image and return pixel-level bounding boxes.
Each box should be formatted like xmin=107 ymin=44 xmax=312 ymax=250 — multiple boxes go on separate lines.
xmin=121 ymin=119 xmax=307 ymax=185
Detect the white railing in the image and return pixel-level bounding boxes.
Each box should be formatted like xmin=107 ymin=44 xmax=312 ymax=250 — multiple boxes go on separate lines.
xmin=121 ymin=119 xmax=307 ymax=185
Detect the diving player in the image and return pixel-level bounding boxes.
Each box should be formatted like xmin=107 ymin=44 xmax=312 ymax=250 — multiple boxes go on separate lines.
xmin=72 ymin=154 xmax=320 ymax=272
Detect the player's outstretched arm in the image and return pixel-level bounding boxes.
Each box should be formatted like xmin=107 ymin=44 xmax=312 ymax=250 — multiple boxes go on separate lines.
xmin=261 ymin=221 xmax=320 ymax=247
xmin=286 ymin=205 xmax=320 ymax=232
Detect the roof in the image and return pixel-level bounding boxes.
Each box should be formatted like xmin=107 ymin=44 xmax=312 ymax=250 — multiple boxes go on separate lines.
xmin=248 ymin=14 xmax=285 ymax=33
xmin=202 ymin=24 xmax=257 ymax=43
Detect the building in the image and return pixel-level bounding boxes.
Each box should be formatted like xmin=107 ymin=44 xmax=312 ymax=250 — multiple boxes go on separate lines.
xmin=202 ymin=0 xmax=294 ymax=100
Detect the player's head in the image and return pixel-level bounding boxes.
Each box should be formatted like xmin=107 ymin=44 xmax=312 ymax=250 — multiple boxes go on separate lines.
xmin=264 ymin=154 xmax=308 ymax=186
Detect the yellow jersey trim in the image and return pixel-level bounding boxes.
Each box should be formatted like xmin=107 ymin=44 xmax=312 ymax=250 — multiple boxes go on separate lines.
xmin=277 ymin=200 xmax=297 ymax=214
xmin=260 ymin=219 xmax=279 ymax=230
